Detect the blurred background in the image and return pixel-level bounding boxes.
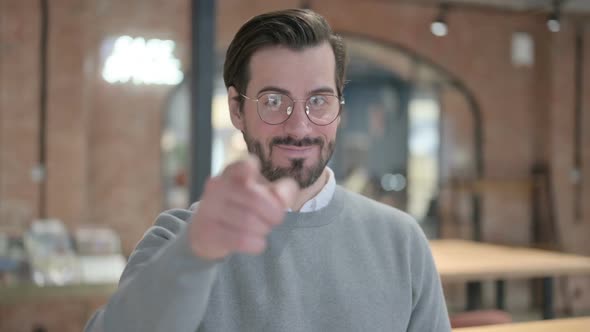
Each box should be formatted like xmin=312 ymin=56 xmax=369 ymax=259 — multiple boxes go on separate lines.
xmin=0 ymin=0 xmax=589 ymax=331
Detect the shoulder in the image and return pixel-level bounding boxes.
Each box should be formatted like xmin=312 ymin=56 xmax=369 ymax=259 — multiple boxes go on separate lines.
xmin=338 ymin=188 xmax=438 ymax=266
xmin=336 ymin=186 xmax=417 ymax=226
xmin=337 ymin=187 xmax=428 ymax=251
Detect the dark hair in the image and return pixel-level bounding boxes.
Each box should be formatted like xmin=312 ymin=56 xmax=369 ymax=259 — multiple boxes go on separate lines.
xmin=223 ymin=9 xmax=347 ymax=103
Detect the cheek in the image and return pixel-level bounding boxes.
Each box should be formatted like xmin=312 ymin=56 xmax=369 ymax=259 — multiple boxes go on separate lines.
xmin=246 ymin=121 xmax=281 ymax=145
xmin=321 ymin=125 xmax=338 ymax=142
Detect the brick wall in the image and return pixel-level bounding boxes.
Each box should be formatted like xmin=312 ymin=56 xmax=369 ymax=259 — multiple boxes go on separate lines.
xmin=1 ymin=0 xmax=190 ymax=254
xmin=1 ymin=0 xmax=41 ymax=233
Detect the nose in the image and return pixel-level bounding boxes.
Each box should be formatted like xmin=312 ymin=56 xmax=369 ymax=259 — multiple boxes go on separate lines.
xmin=283 ymin=101 xmax=312 ymax=138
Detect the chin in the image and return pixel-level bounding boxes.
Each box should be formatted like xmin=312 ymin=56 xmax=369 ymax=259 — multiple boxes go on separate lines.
xmin=276 ymin=156 xmax=316 ymax=166
xmin=245 ymin=136 xmax=333 ymax=188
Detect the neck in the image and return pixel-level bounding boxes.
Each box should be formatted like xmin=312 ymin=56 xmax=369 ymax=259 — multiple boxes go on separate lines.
xmin=290 ymin=168 xmax=329 ymax=211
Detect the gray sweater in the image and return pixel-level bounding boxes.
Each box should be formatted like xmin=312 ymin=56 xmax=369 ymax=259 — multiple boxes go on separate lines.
xmin=85 ymin=186 xmax=451 ymax=332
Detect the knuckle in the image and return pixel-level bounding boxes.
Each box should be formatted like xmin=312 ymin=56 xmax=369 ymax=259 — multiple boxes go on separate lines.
xmin=203 ymin=177 xmax=220 ymax=193
xmin=264 ymin=205 xmax=283 ymax=223
xmin=268 ymin=212 xmax=283 ymax=225
xmin=235 ymin=232 xmax=252 ymax=249
xmin=224 ymin=161 xmax=239 ymax=172
xmin=195 ymin=218 xmax=215 ymax=238
xmin=267 ymin=203 xmax=283 ymax=218
xmin=224 ymin=160 xmax=246 ymax=176
xmin=243 ymin=184 xmax=270 ymax=206
xmin=243 ymin=214 xmax=266 ymax=233
xmin=241 ymin=214 xmax=256 ymax=228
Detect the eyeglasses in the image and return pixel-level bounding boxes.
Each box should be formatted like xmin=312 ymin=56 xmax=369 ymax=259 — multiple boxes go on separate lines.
xmin=240 ymin=92 xmax=345 ymax=126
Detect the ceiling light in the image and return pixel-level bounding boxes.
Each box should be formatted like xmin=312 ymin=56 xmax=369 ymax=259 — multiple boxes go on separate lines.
xmin=547 ymin=0 xmax=561 ymax=33
xmin=431 ymin=4 xmax=449 ymax=37
xmin=431 ymin=20 xmax=448 ymax=37
xmin=547 ymin=13 xmax=560 ymax=32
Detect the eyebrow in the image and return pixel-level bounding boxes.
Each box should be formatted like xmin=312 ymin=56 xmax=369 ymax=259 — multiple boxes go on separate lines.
xmin=257 ymin=85 xmax=336 ymax=97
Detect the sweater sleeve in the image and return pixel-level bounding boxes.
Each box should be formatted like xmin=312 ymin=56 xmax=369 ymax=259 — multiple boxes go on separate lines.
xmin=406 ymin=222 xmax=452 ymax=332
xmin=84 ymin=208 xmax=220 ymax=332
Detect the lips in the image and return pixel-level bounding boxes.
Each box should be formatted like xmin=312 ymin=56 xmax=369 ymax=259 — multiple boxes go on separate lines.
xmin=273 ymin=144 xmax=317 ymax=158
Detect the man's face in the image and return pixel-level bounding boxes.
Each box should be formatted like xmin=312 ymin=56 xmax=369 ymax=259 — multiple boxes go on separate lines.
xmin=229 ymin=42 xmax=340 ymax=188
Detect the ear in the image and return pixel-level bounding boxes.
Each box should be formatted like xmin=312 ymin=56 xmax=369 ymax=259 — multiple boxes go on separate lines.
xmin=228 ymin=86 xmax=244 ymax=131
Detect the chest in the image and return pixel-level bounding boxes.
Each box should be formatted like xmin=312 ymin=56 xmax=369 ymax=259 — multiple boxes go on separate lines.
xmin=200 ymin=227 xmax=414 ymax=331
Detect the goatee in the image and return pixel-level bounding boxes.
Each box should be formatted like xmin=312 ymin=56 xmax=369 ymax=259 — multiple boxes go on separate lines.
xmin=243 ymin=134 xmax=334 ymax=189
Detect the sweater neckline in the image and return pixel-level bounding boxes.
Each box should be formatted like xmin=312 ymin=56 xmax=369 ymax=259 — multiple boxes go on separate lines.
xmin=281 ymin=185 xmax=345 ymax=228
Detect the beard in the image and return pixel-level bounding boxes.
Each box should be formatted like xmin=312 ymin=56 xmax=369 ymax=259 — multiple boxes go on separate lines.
xmin=242 ymin=132 xmax=335 ymax=189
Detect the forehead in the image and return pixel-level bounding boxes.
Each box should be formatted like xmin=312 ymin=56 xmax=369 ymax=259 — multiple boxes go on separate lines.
xmin=246 ymin=42 xmax=336 ymax=95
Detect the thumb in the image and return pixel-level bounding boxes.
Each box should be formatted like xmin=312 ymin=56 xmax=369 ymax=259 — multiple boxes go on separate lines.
xmin=270 ymin=177 xmax=299 ymax=209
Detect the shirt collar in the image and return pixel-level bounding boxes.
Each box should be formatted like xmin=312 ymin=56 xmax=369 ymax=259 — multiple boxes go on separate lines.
xmin=292 ymin=167 xmax=336 ymax=213
xmin=190 ymin=168 xmax=337 ymax=213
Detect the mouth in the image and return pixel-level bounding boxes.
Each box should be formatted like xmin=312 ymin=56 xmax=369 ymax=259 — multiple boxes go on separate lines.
xmin=273 ymin=144 xmax=317 ymax=158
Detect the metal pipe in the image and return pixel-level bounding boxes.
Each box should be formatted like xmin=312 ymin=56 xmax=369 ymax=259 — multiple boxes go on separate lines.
xmin=189 ymin=0 xmax=215 ymax=203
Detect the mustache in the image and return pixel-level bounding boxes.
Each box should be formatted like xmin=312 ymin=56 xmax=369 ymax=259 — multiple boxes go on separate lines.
xmin=271 ymin=136 xmax=324 ymax=147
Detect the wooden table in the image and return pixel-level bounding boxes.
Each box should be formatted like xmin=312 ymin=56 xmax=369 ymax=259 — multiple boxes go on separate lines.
xmin=0 ymin=283 xmax=117 ymax=304
xmin=430 ymin=239 xmax=590 ymax=319
xmin=453 ymin=316 xmax=590 ymax=331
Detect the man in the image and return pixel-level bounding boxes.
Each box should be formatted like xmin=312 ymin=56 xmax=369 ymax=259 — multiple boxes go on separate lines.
xmin=85 ymin=9 xmax=451 ymax=332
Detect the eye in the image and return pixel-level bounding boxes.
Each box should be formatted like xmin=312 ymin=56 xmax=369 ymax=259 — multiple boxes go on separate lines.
xmin=309 ymin=95 xmax=328 ymax=107
xmin=264 ymin=94 xmax=282 ymax=108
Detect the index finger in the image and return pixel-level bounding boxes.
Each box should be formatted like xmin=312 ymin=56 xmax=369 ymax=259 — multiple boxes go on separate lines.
xmin=222 ymin=154 xmax=261 ymax=183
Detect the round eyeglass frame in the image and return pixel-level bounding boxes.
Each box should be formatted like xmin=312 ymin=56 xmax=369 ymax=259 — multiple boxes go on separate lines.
xmin=240 ymin=92 xmax=345 ymax=126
